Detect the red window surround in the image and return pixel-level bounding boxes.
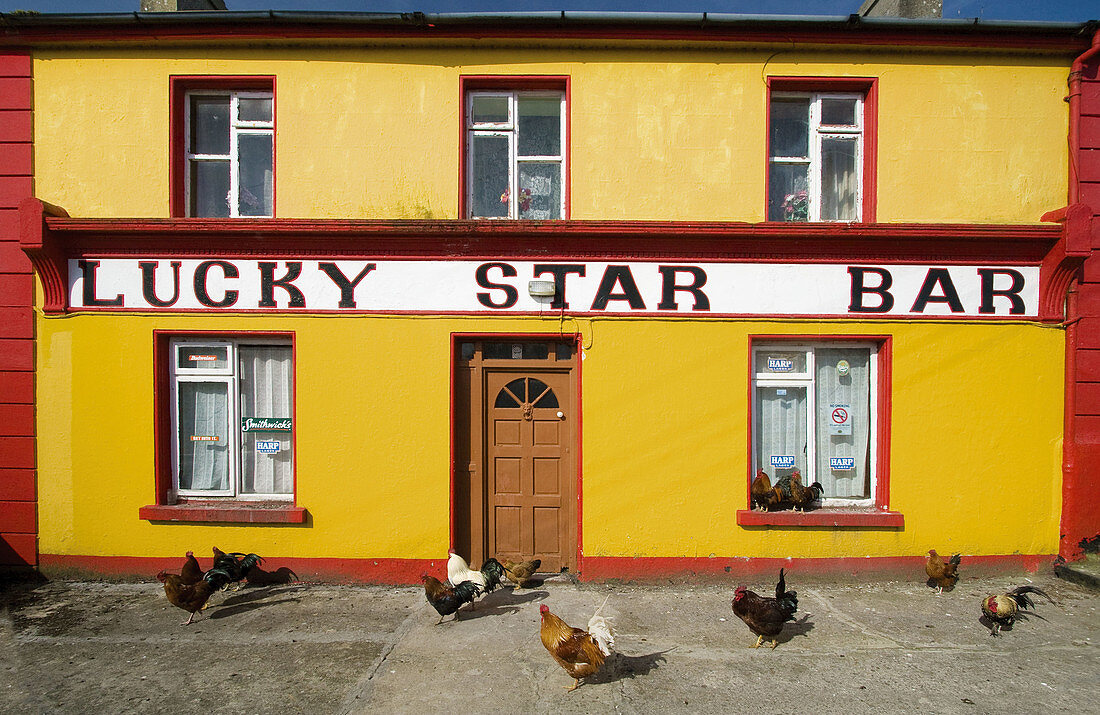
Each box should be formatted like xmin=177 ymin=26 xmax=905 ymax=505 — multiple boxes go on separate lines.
xmin=458 ymin=75 xmax=570 ymax=220
xmin=168 ymin=75 xmax=276 ymax=219
xmin=765 ymin=76 xmax=878 ymax=224
xmin=737 ymin=334 xmax=901 ymax=528
xmin=139 ymin=330 xmax=305 ymax=524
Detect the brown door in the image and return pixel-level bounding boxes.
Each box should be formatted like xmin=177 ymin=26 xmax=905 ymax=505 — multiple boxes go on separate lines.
xmin=454 ymin=340 xmax=577 ymax=573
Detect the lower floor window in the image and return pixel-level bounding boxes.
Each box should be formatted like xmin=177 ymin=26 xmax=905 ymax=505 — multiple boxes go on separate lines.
xmin=171 ymin=338 xmax=294 ymax=499
xmin=752 ymin=341 xmax=878 ymax=505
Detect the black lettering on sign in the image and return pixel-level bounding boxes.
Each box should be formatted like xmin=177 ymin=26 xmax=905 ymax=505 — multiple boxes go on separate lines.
xmin=258 ymin=262 xmax=306 ymax=308
xmin=978 ymin=269 xmax=1026 ymax=315
xmin=847 ymin=266 xmax=894 ymax=313
xmin=911 ymin=268 xmax=964 ymax=313
xmin=318 ymin=262 xmax=376 ymax=309
xmin=194 ymin=261 xmax=239 ymax=308
xmin=591 ymin=265 xmax=645 ymax=311
xmin=657 ymin=266 xmax=710 ymax=311
xmin=78 ymin=259 xmax=124 ymax=307
xmin=475 ymin=262 xmax=518 ymax=309
xmin=533 ymin=264 xmax=586 ymax=309
xmin=139 ymin=261 xmax=181 ymax=308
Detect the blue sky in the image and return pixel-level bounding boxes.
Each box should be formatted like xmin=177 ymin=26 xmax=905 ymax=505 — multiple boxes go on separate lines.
xmin=0 ymin=1 xmax=1094 ymax=22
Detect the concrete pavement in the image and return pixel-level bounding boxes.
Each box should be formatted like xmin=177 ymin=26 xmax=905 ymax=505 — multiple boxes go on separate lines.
xmin=0 ymin=571 xmax=1096 ymax=714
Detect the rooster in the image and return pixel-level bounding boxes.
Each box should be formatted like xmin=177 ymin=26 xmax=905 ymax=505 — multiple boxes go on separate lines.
xmin=157 ymin=567 xmax=233 ymax=625
xmin=789 ymin=474 xmax=824 ymax=512
xmin=180 ymin=550 xmax=204 ymax=585
xmin=421 ymin=573 xmax=481 ymax=623
xmin=447 ymin=550 xmax=505 ymax=594
xmin=539 ymin=599 xmax=615 ymax=691
xmin=770 ymin=473 xmax=798 ymax=511
xmin=981 ymin=586 xmax=1054 ymax=636
xmin=750 ymin=469 xmax=773 ymax=511
xmin=731 ymin=568 xmax=799 ymax=648
xmin=925 ymin=549 xmax=961 ymax=593
xmin=502 ymin=558 xmax=541 ymax=589
xmin=211 ymin=547 xmax=263 ymax=591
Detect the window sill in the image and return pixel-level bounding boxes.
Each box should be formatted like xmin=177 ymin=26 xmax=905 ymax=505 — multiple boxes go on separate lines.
xmin=736 ymin=508 xmax=903 ymax=528
xmin=139 ymin=501 xmax=306 ymax=524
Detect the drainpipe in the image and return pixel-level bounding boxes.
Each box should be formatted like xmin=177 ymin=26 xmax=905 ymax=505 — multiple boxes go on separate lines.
xmin=1068 ymin=26 xmax=1100 ymax=204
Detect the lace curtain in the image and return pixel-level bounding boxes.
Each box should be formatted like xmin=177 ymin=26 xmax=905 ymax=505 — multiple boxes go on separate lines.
xmin=814 ymin=348 xmax=871 ymax=498
xmin=239 ymin=345 xmax=294 ymax=495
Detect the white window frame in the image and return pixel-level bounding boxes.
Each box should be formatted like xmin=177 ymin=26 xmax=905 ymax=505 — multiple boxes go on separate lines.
xmin=169 ymin=338 xmax=292 ymax=501
xmin=184 ymin=90 xmax=274 ymax=218
xmin=751 ymin=341 xmax=879 ymax=507
xmin=769 ymin=92 xmax=864 ymax=223
xmin=465 ymin=90 xmax=566 ymax=219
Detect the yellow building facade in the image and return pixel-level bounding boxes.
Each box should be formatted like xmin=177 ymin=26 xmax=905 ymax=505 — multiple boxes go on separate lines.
xmin=4 ymin=13 xmax=1095 ymax=580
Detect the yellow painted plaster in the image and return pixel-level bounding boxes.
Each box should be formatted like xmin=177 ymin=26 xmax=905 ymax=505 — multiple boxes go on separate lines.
xmin=32 ymin=46 xmax=1068 ymax=223
xmin=35 ymin=310 xmax=1064 ymax=560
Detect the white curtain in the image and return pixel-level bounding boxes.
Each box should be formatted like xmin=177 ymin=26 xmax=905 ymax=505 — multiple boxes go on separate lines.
xmin=814 ymin=348 xmax=870 ymax=498
xmin=239 ymin=346 xmax=293 ymax=495
xmin=178 ymin=382 xmax=230 ymax=491
xmin=755 ymin=385 xmax=808 ymax=481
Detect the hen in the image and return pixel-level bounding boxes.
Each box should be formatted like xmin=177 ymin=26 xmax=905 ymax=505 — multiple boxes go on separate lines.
xmin=180 ymin=550 xmax=204 ymax=585
xmin=788 ymin=474 xmax=824 ymax=512
xmin=925 ymin=549 xmax=961 ymax=593
xmin=447 ymin=550 xmax=505 ymax=595
xmin=421 ymin=573 xmax=481 ymax=623
xmin=750 ymin=469 xmax=774 ymax=511
xmin=158 ymin=567 xmax=233 ymax=625
xmin=731 ymin=568 xmax=799 ymax=648
xmin=539 ymin=600 xmax=615 ymax=691
xmin=211 ymin=547 xmax=263 ymax=591
xmin=981 ymin=585 xmax=1053 ymax=636
xmin=502 ymin=558 xmax=541 ymax=589
xmin=770 ymin=473 xmax=798 ymax=511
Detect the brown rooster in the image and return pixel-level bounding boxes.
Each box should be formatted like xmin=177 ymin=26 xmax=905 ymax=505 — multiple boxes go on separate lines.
xmin=502 ymin=558 xmax=541 ymax=589
xmin=981 ymin=586 xmax=1054 ymax=636
xmin=157 ymin=567 xmax=233 ymax=625
xmin=789 ymin=474 xmax=824 ymax=512
xmin=750 ymin=469 xmax=773 ymax=511
xmin=925 ymin=549 xmax=961 ymax=593
xmin=731 ymin=568 xmax=799 ymax=648
xmin=180 ymin=550 xmax=204 ymax=585
xmin=539 ymin=600 xmax=615 ymax=691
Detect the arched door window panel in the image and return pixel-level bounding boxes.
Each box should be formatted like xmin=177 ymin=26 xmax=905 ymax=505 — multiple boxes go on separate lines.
xmin=494 ymin=377 xmax=559 ymax=409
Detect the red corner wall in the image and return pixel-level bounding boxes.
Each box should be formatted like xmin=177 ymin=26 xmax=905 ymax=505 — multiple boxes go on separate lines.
xmin=0 ymin=51 xmax=36 ymax=568
xmin=1064 ymin=49 xmax=1100 ymax=559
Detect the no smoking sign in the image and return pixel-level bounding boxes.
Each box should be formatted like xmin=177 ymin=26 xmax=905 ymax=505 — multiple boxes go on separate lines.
xmin=828 ymin=403 xmax=852 ymax=435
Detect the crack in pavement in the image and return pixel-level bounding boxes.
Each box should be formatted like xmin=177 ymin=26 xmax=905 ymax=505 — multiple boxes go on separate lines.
xmin=336 ymin=591 xmax=425 ymax=715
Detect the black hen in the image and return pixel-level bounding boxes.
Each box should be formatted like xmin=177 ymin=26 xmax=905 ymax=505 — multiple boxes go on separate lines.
xmin=731 ymin=568 xmax=799 ymax=648
xmin=211 ymin=547 xmax=263 ymax=590
xmin=421 ymin=574 xmax=481 ymax=623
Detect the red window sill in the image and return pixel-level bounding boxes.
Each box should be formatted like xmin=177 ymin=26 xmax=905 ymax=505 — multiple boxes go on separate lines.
xmin=736 ymin=508 xmax=903 ymax=528
xmin=139 ymin=501 xmax=306 ymax=524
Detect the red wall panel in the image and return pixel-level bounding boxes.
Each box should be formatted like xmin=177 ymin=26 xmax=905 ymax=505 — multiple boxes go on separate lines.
xmin=0 ymin=469 xmax=34 ymax=501
xmin=0 ymin=533 xmax=36 ymax=565
xmin=1076 ymin=382 xmax=1100 ymax=415
xmin=0 ymin=405 xmax=33 ymax=435
xmin=0 ymin=53 xmax=31 ymax=78
xmin=0 ymin=307 xmax=32 ymax=338
xmin=0 ymin=338 xmax=32 ymax=371
xmin=0 ymin=436 xmax=34 ymax=468
xmin=0 ymin=110 xmax=31 ymax=144
xmin=0 ymin=500 xmax=35 ymax=532
xmin=0 ymin=273 xmax=32 ymax=306
xmin=0 ymin=176 xmax=33 ymax=206
xmin=0 ymin=241 xmax=30 ymax=272
xmin=0 ymin=371 xmax=32 ymax=404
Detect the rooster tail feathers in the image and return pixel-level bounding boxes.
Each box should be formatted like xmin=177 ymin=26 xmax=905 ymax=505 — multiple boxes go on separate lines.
xmin=776 ymin=568 xmax=787 ymax=600
xmin=586 ymin=595 xmax=615 ymax=655
xmin=480 ymin=557 xmax=506 ymax=591
xmin=239 ymin=553 xmax=263 ymax=572
xmin=453 ymin=580 xmax=482 ymax=602
xmin=203 ymin=567 xmax=233 ymax=591
xmin=949 ymin=553 xmax=961 ymax=567
xmin=1008 ymin=586 xmax=1053 ymax=610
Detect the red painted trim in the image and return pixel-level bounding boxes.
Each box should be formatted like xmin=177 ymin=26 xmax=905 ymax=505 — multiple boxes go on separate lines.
xmin=458 ymin=76 xmax=570 ymax=220
xmin=0 ymin=468 xmax=34 ymax=501
xmin=151 ymin=330 xmax=297 ymax=507
xmin=578 ymin=553 xmax=1054 ymax=582
xmin=0 ymin=500 xmax=35 ymax=532
xmin=139 ymin=502 xmax=305 ymax=524
xmin=765 ymin=77 xmax=878 ymax=223
xmin=746 ymin=335 xmax=892 ymax=510
xmin=0 ymin=533 xmax=35 ymax=565
xmin=169 ymin=76 xmax=276 ymax=218
xmin=1039 ymin=204 xmax=1092 ymax=322
xmin=736 ymin=508 xmax=902 ymax=528
xmin=0 ymin=18 xmax=1088 ymax=52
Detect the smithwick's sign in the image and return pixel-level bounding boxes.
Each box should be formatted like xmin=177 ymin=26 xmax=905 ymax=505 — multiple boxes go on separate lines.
xmin=68 ymin=258 xmax=1040 ymax=318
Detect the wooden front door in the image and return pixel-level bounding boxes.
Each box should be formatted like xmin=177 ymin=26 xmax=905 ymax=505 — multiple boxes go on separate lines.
xmin=454 ymin=340 xmax=577 ymax=573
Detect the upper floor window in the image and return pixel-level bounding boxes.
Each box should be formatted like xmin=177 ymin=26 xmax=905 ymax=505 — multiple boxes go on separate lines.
xmin=767 ymin=78 xmax=877 ymax=223
xmin=170 ymin=76 xmax=275 ymax=218
xmin=170 ymin=338 xmax=293 ymax=500
xmin=465 ymin=88 xmax=566 ymax=220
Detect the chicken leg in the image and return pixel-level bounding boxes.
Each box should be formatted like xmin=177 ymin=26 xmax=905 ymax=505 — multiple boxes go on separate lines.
xmin=752 ymin=634 xmax=765 ymax=648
